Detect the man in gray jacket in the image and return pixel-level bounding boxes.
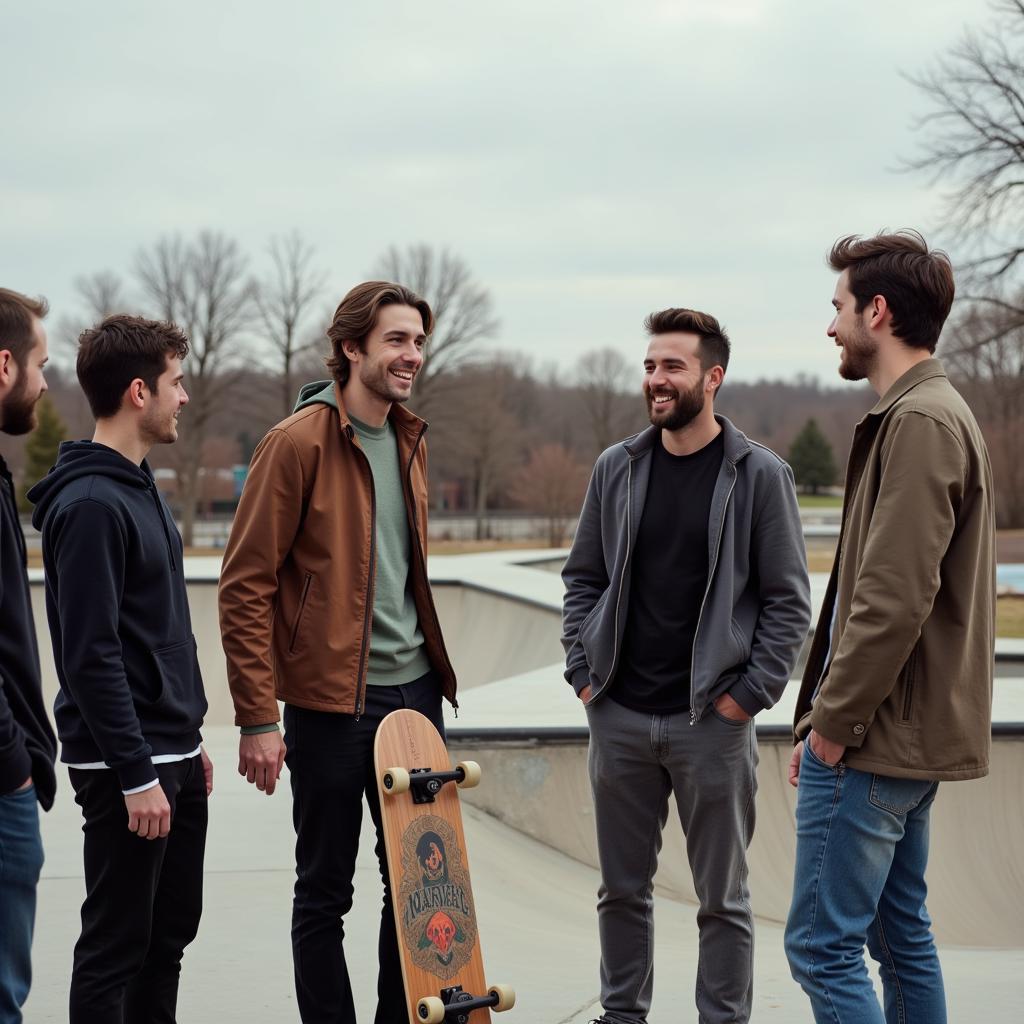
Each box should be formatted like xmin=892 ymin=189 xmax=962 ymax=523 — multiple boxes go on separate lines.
xmin=562 ymin=307 xmax=811 ymax=1024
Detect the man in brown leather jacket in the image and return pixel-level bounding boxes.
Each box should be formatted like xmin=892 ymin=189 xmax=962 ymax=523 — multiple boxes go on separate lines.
xmin=219 ymin=281 xmax=457 ymax=1024
xmin=784 ymin=232 xmax=996 ymax=1024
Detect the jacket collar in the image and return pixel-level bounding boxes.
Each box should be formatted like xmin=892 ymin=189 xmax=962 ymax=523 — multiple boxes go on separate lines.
xmin=331 ymin=382 xmax=426 ymax=439
xmin=624 ymin=414 xmax=751 ymax=464
xmin=867 ymin=357 xmax=947 ymax=417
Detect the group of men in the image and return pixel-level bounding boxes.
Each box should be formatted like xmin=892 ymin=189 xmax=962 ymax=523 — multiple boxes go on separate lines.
xmin=0 ymin=229 xmax=995 ymax=1024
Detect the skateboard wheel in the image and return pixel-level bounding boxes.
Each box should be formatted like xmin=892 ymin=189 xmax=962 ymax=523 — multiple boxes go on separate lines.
xmin=489 ymin=984 xmax=515 ymax=1011
xmin=417 ymin=996 xmax=445 ymax=1023
xmin=456 ymin=760 xmax=481 ymax=789
xmin=382 ymin=767 xmax=410 ymax=795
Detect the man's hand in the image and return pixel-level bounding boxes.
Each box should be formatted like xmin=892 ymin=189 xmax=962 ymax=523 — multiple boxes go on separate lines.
xmin=788 ymin=741 xmax=804 ymax=788
xmin=579 ymin=684 xmax=593 ymax=705
xmin=125 ymin=785 xmax=171 ymax=839
xmin=714 ymin=693 xmax=752 ymax=722
xmin=200 ymin=746 xmax=214 ymax=796
xmin=239 ymin=731 xmax=287 ymax=795
xmin=808 ymin=728 xmax=845 ymax=767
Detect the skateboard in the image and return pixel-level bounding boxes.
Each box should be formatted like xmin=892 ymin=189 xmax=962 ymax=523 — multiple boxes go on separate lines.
xmin=375 ymin=708 xmax=515 ymax=1024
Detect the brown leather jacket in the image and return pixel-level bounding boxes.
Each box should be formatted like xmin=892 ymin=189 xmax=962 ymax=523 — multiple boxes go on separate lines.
xmin=219 ymin=383 xmax=457 ymax=726
xmin=794 ymin=359 xmax=996 ymax=781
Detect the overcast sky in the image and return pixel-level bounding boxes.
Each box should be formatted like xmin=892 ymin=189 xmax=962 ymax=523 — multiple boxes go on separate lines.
xmin=2 ymin=0 xmax=986 ymax=385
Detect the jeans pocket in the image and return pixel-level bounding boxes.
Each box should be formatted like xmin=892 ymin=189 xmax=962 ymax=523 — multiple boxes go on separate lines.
xmin=803 ymin=740 xmax=840 ymax=772
xmin=868 ymin=774 xmax=935 ymax=814
xmin=711 ymin=706 xmax=749 ymax=728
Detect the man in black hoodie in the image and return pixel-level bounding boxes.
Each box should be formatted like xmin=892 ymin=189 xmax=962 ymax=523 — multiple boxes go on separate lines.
xmin=29 ymin=314 xmax=211 ymax=1023
xmin=0 ymin=287 xmax=57 ymax=1024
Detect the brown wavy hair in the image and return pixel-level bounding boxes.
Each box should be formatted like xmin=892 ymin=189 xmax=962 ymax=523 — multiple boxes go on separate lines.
xmin=326 ymin=281 xmax=434 ymax=386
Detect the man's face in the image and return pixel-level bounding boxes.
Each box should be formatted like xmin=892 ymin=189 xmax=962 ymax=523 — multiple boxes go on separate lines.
xmin=1 ymin=317 xmax=49 ymax=436
xmin=828 ymin=271 xmax=877 ymax=382
xmin=643 ymin=332 xmax=709 ymax=431
xmin=140 ymin=354 xmax=188 ymax=445
xmin=352 ymin=304 xmax=425 ymax=405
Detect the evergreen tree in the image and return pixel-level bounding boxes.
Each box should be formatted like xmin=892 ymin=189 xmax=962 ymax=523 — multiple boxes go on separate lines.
xmin=788 ymin=418 xmax=836 ymax=495
xmin=19 ymin=396 xmax=67 ymax=513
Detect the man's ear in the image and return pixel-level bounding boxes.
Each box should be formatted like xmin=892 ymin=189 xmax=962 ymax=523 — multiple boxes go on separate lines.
xmin=126 ymin=377 xmax=147 ymax=411
xmin=706 ymin=365 xmax=724 ymax=393
xmin=0 ymin=349 xmax=14 ymax=386
xmin=867 ymin=294 xmax=890 ymax=330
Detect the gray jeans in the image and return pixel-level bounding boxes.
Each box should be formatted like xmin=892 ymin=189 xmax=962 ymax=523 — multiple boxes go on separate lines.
xmin=586 ymin=697 xmax=758 ymax=1024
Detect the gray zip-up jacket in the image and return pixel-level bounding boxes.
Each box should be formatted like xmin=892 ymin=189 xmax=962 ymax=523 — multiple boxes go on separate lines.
xmin=562 ymin=416 xmax=811 ymax=721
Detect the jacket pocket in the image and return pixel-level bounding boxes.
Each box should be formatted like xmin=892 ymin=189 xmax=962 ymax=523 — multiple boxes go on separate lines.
xmin=900 ymin=645 xmax=919 ymax=723
xmin=288 ymin=573 xmax=314 ymax=654
xmin=151 ymin=637 xmax=206 ymax=728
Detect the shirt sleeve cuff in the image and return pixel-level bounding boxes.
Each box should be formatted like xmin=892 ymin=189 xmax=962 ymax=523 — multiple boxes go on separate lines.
xmin=240 ymin=723 xmax=281 ymax=736
xmin=122 ymin=777 xmax=161 ymax=796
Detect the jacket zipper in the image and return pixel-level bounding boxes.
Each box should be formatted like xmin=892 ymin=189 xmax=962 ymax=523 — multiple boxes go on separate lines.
xmin=600 ymin=458 xmax=634 ymax=694
xmin=405 ymin=427 xmax=459 ymax=715
xmin=688 ymin=469 xmax=737 ymax=725
xmin=352 ymin=435 xmax=376 ymax=721
xmin=287 ymin=572 xmax=313 ymax=654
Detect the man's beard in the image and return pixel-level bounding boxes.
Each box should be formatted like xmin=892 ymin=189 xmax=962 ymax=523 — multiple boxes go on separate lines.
xmin=645 ymin=377 xmax=706 ymax=431
xmin=1 ymin=373 xmax=42 ymax=436
xmin=837 ymin=321 xmax=877 ymax=382
xmin=360 ymin=360 xmax=414 ymax=405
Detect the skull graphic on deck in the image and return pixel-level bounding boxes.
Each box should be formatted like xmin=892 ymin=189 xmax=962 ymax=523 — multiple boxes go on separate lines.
xmin=426 ymin=910 xmax=457 ymax=963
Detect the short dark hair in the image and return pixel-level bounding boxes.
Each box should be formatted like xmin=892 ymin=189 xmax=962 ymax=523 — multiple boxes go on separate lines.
xmin=325 ymin=281 xmax=434 ymax=386
xmin=77 ymin=314 xmax=190 ymax=419
xmin=643 ymin=307 xmax=731 ymax=376
xmin=828 ymin=231 xmax=955 ymax=352
xmin=0 ymin=287 xmax=49 ymax=370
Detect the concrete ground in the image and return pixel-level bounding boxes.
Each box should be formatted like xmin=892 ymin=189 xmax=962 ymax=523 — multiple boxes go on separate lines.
xmin=28 ymin=727 xmax=1024 ymax=1023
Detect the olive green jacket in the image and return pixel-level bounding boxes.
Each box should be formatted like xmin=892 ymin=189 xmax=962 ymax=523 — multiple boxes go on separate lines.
xmin=794 ymin=359 xmax=996 ymax=781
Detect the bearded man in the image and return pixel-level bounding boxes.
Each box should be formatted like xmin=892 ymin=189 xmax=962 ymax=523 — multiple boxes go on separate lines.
xmin=561 ymin=307 xmax=810 ymax=1024
xmin=219 ymin=281 xmax=458 ymax=1024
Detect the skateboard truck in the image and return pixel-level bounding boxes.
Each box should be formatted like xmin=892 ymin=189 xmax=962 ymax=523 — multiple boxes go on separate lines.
xmin=417 ymin=983 xmax=515 ymax=1022
xmin=381 ymin=761 xmax=481 ymax=804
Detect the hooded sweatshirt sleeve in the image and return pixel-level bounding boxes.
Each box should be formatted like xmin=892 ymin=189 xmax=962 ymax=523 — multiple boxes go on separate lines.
xmin=0 ymin=542 xmax=32 ymax=795
xmin=50 ymin=498 xmax=156 ymax=791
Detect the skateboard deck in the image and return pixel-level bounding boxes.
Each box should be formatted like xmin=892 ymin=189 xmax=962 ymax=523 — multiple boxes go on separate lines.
xmin=374 ymin=709 xmax=513 ymax=1024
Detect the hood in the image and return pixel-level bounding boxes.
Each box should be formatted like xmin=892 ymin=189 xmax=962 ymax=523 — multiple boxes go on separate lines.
xmin=27 ymin=441 xmax=154 ymax=530
xmin=294 ymin=380 xmax=338 ymax=413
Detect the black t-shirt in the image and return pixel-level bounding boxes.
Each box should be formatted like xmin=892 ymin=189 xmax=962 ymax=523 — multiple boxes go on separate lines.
xmin=608 ymin=429 xmax=725 ymax=714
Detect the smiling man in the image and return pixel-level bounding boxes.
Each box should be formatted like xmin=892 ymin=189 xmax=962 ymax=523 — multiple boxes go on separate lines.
xmin=562 ymin=308 xmax=810 ymax=1024
xmin=219 ymin=281 xmax=458 ymax=1024
xmin=785 ymin=233 xmax=996 ymax=1023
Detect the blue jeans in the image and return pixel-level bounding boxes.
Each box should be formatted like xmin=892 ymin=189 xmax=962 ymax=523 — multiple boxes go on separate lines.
xmin=784 ymin=743 xmax=945 ymax=1024
xmin=0 ymin=784 xmax=44 ymax=1024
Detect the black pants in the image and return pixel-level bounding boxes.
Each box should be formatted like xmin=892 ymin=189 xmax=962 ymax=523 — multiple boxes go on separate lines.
xmin=68 ymin=756 xmax=207 ymax=1024
xmin=284 ymin=671 xmax=445 ymax=1024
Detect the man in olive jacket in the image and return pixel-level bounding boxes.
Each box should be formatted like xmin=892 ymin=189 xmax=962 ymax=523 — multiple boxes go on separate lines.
xmin=219 ymin=281 xmax=457 ymax=1024
xmin=785 ymin=232 xmax=996 ymax=1024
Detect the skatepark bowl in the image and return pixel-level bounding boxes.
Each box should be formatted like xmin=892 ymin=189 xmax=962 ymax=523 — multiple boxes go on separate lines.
xmin=27 ymin=551 xmax=1024 ymax=1022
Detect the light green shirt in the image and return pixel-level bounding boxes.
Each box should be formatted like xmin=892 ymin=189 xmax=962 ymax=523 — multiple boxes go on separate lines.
xmin=349 ymin=415 xmax=431 ymax=686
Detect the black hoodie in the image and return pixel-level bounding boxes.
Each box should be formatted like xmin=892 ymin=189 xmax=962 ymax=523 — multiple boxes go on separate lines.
xmin=28 ymin=442 xmax=207 ymax=791
xmin=0 ymin=455 xmax=57 ymax=807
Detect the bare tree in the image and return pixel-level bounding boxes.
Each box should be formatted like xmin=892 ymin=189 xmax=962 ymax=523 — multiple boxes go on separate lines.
xmin=575 ymin=347 xmax=639 ymax=456
xmin=135 ymin=231 xmax=254 ymax=545
xmin=906 ymin=0 xmax=1024 ymax=314
xmin=431 ymin=360 xmax=525 ymax=539
xmin=508 ymin=443 xmax=588 ymax=546
xmin=254 ymin=231 xmax=327 ymax=418
xmin=946 ymin=306 xmax=1024 ymax=525
xmin=76 ymin=270 xmax=127 ymax=321
xmin=371 ymin=244 xmax=499 ymax=417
